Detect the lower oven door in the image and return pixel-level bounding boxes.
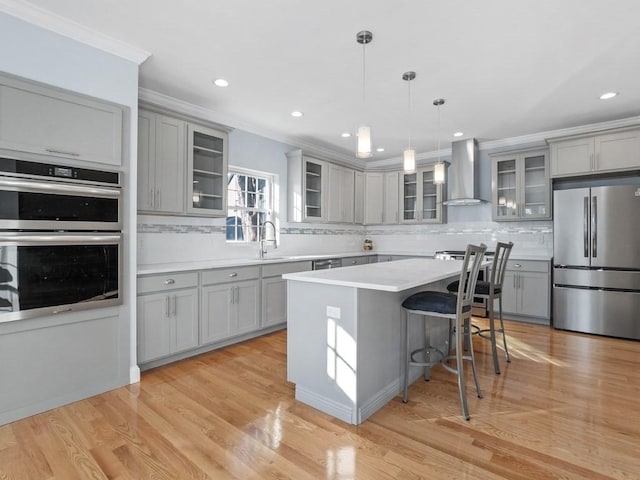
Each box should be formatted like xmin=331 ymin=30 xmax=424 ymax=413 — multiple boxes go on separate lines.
xmin=0 ymin=232 xmax=121 ymax=322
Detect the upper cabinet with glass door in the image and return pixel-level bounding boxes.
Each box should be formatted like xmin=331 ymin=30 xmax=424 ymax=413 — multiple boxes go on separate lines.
xmin=187 ymin=124 xmax=228 ymax=216
xmin=400 ymin=165 xmax=445 ymax=224
xmin=491 ymin=148 xmax=551 ymax=221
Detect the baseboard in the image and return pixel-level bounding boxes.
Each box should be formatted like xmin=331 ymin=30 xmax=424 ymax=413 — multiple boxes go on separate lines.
xmin=129 ymin=365 xmax=141 ymax=384
xmin=358 ymin=378 xmax=401 ymax=423
xmin=295 ymin=385 xmax=355 ymax=425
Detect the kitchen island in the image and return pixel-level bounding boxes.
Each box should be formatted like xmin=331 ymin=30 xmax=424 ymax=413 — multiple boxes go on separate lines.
xmin=284 ymin=258 xmax=467 ymax=425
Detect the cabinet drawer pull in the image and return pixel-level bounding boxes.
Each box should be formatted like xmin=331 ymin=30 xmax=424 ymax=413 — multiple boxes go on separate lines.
xmin=164 ymin=279 xmax=175 ymax=285
xmin=513 ymin=263 xmax=522 ymax=268
xmin=46 ymin=148 xmax=80 ymax=157
xmin=228 ymin=272 xmax=238 ymax=277
xmin=351 ymin=260 xmax=357 ymax=264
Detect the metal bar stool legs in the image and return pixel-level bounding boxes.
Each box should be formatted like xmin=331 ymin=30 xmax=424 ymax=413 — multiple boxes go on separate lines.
xmin=401 ymin=243 xmax=487 ymax=420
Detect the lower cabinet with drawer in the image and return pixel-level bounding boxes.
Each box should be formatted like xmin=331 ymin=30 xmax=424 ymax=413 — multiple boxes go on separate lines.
xmin=200 ymin=266 xmax=260 ymax=344
xmin=500 ymin=259 xmax=550 ymax=324
xmin=137 ymin=272 xmax=199 ymax=363
xmin=261 ymin=261 xmax=313 ymax=328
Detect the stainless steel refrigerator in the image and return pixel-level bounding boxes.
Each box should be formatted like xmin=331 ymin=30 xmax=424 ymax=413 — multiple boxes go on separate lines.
xmin=553 ymin=181 xmax=640 ymax=340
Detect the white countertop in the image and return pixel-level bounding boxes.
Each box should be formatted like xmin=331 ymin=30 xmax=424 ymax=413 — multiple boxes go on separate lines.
xmin=283 ymin=258 xmax=470 ymax=292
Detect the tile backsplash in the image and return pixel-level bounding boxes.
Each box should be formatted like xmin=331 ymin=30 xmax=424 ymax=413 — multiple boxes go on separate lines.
xmin=137 ymin=217 xmax=552 ymax=265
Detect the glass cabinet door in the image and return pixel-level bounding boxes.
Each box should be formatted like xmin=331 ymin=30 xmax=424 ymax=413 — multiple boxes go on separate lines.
xmin=522 ymin=153 xmax=548 ymax=218
xmin=421 ymin=169 xmax=438 ymax=220
xmin=304 ymin=160 xmax=323 ymax=219
xmin=187 ymin=124 xmax=227 ymax=215
xmin=492 ymin=148 xmax=550 ymax=221
xmin=402 ymin=172 xmax=418 ymax=221
xmin=495 ymin=158 xmax=518 ymax=219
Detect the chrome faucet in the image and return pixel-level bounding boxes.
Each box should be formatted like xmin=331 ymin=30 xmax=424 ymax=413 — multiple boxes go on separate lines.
xmin=258 ymin=220 xmax=278 ymax=258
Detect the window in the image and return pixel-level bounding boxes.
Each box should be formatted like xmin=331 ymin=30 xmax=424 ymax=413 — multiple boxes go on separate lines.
xmin=226 ymin=169 xmax=273 ymax=242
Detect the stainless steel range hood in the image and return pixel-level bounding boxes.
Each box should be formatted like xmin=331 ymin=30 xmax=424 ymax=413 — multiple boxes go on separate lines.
xmin=442 ymin=138 xmax=487 ymax=206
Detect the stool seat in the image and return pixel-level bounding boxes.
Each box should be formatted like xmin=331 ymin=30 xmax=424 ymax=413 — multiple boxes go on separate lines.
xmin=446 ymin=280 xmax=501 ymax=296
xmin=402 ymin=291 xmax=471 ymax=314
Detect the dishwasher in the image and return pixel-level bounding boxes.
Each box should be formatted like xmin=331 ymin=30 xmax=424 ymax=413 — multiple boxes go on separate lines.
xmin=312 ymin=258 xmax=342 ymax=270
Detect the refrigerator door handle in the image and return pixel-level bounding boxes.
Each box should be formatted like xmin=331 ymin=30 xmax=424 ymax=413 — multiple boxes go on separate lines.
xmin=591 ymin=196 xmax=597 ymax=258
xmin=583 ymin=196 xmax=589 ymax=258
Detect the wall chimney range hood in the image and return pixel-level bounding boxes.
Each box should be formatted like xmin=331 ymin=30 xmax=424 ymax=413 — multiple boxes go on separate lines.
xmin=442 ymin=138 xmax=487 ymax=206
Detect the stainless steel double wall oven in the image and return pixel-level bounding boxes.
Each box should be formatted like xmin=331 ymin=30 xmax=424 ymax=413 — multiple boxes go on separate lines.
xmin=0 ymin=157 xmax=122 ymax=322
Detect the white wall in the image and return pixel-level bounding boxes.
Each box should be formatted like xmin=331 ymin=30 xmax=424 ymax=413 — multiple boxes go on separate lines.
xmin=0 ymin=12 xmax=140 ymax=424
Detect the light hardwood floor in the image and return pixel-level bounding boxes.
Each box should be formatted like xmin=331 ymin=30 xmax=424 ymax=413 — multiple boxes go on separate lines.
xmin=1 ymin=319 xmax=639 ymax=479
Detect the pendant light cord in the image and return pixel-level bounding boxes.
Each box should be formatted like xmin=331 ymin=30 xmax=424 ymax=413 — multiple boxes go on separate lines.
xmin=362 ymin=42 xmax=366 ymax=104
xmin=407 ymin=78 xmax=412 ymax=149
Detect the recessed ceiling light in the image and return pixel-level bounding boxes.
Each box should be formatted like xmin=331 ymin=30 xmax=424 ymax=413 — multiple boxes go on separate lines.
xmin=376 ymin=147 xmax=385 ymax=152
xmin=341 ymin=132 xmax=352 ymax=138
xmin=291 ymin=111 xmax=303 ymax=118
xmin=213 ymin=78 xmax=229 ymax=87
xmin=453 ymin=132 xmax=464 ymax=137
xmin=600 ymin=92 xmax=618 ymax=100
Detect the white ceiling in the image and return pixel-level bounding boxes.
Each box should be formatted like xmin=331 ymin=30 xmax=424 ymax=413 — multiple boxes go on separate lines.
xmin=12 ymin=0 xmax=640 ymax=163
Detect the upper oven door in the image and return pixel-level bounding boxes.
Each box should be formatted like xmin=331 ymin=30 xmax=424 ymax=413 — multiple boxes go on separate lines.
xmin=0 ymin=232 xmax=121 ymax=322
xmin=0 ymin=176 xmax=121 ymax=230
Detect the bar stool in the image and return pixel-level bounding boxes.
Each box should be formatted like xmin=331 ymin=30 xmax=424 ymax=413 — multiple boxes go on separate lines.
xmin=447 ymin=241 xmax=513 ymax=374
xmin=401 ymin=243 xmax=487 ymax=420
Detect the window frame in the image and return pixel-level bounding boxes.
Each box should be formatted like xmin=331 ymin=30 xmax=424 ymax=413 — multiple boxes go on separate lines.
xmin=226 ymin=167 xmax=274 ymax=243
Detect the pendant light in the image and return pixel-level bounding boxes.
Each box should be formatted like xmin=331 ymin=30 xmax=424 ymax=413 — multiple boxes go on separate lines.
xmin=433 ymin=98 xmax=446 ymax=184
xmin=402 ymin=71 xmax=416 ymax=172
xmin=356 ymin=30 xmax=373 ymax=158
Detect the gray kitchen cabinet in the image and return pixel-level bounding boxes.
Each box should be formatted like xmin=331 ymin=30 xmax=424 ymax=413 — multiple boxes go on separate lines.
xmin=549 ymin=127 xmax=640 ymax=177
xmin=137 ymin=272 xmax=199 ymax=363
xmin=364 ymin=172 xmax=384 ymax=224
xmin=187 ymin=123 xmax=228 ymax=216
xmin=491 ymin=147 xmax=551 ymax=221
xmin=261 ymin=261 xmax=313 ymax=328
xmin=383 ymin=171 xmax=400 ymax=224
xmin=499 ymin=259 xmax=550 ymax=323
xmin=327 ymin=164 xmax=355 ymax=223
xmin=137 ymin=109 xmax=185 ymax=214
xmin=400 ymin=166 xmax=444 ymax=224
xmin=200 ymin=266 xmax=260 ymax=344
xmin=354 ymin=171 xmax=365 ymax=224
xmin=287 ymin=150 xmax=328 ymax=222
xmin=341 ymin=256 xmax=370 ymax=267
xmin=0 ymin=73 xmax=123 ymax=165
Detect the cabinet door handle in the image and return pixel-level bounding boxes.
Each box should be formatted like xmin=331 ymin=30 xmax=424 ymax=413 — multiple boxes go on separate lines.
xmin=165 ymin=296 xmax=170 ymax=317
xmin=590 ymin=153 xmax=594 ymax=171
xmin=164 ymin=279 xmax=175 ymax=285
xmin=157 ymin=189 xmax=161 ymax=209
xmin=172 ymin=295 xmax=177 ymax=316
xmin=46 ymin=148 xmax=80 ymax=157
xmin=513 ymin=275 xmax=517 ymax=289
xmin=150 ymin=188 xmax=155 ymax=208
xmin=235 ymin=286 xmax=239 ymax=304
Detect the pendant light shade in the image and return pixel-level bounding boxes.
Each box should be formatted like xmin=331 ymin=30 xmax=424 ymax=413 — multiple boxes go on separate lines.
xmin=402 ymin=71 xmax=416 ymax=172
xmin=434 ymin=161 xmax=446 ymax=184
xmin=357 ymin=125 xmax=372 ymax=158
xmin=356 ymin=30 xmax=373 ymax=158
xmin=403 ymin=149 xmax=416 ymax=172
xmin=433 ymin=98 xmax=446 ymax=185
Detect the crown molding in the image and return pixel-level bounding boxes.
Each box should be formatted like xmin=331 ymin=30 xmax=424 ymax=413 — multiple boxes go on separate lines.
xmin=0 ymin=0 xmax=151 ymax=64
xmin=479 ymin=116 xmax=640 ymax=150
xmin=138 ymin=87 xmax=364 ymax=167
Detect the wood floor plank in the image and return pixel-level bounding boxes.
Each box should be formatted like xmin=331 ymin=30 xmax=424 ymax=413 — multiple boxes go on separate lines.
xmin=1 ymin=320 xmax=639 ymax=479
